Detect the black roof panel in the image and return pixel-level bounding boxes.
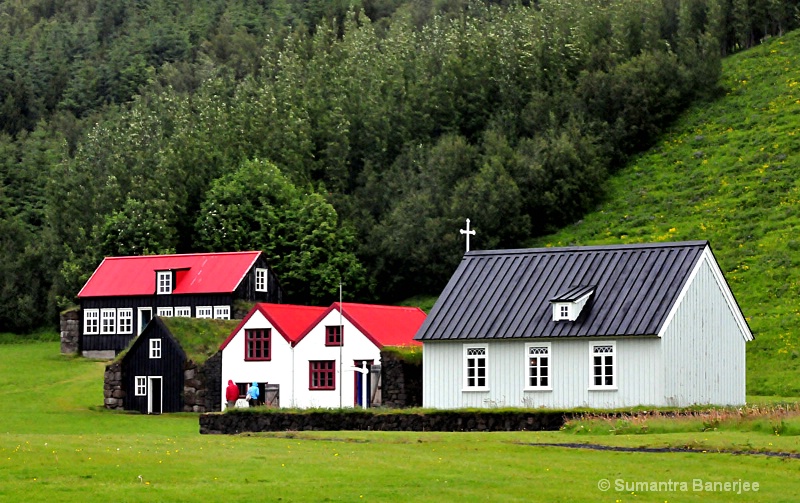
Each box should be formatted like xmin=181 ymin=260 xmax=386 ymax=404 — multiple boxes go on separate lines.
xmin=415 ymin=241 xmax=708 ymax=341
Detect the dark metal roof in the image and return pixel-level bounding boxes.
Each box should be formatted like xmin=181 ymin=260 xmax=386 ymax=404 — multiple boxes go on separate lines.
xmin=414 ymin=241 xmax=708 ymax=341
xmin=551 ymin=284 xmax=596 ymax=302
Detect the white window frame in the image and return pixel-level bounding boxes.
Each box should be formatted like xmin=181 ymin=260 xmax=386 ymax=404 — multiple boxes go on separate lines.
xmin=137 ymin=307 xmax=152 ymax=335
xmin=156 ymin=307 xmax=174 ymax=317
xmin=214 ymin=305 xmax=231 ymax=320
xmin=463 ymin=344 xmax=489 ymax=391
xmin=589 ymin=341 xmax=617 ymax=391
xmin=196 ymin=306 xmax=213 ymax=319
xmin=135 ymin=376 xmax=147 ymax=396
xmin=255 ymin=268 xmax=268 ymax=292
xmin=524 ymin=342 xmax=552 ymax=391
xmin=157 ymin=271 xmax=172 ymax=295
xmin=150 ymin=339 xmax=162 ymax=359
xmin=84 ymin=309 xmax=99 ymax=335
xmin=100 ymin=308 xmax=116 ymax=334
xmin=175 ymin=306 xmax=191 ymax=317
xmin=118 ymin=308 xmax=133 ymax=335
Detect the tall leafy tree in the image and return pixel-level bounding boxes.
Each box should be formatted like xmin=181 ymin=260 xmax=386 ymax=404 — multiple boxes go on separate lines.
xmin=195 ymin=158 xmax=367 ymax=303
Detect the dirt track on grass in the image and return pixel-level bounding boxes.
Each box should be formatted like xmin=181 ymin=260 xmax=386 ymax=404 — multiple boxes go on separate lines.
xmin=526 ymin=442 xmax=800 ymax=459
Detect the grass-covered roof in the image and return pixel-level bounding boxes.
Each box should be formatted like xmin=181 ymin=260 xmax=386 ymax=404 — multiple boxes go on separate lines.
xmin=161 ymin=317 xmax=239 ymax=364
xmin=116 ymin=317 xmax=239 ymax=364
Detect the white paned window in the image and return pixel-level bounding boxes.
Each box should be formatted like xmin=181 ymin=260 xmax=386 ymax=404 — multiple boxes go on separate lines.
xmin=525 ymin=343 xmax=551 ymax=390
xmin=84 ymin=309 xmax=99 ymax=334
xmin=100 ymin=309 xmax=116 ymax=334
xmin=464 ymin=345 xmax=488 ymax=390
xmin=135 ymin=376 xmax=147 ymax=396
xmin=150 ymin=339 xmax=162 ymax=359
xmin=196 ymin=306 xmax=212 ymax=319
xmin=214 ymin=306 xmax=230 ymax=320
xmin=175 ymin=306 xmax=191 ymax=317
xmin=255 ymin=268 xmax=268 ymax=292
xmin=157 ymin=307 xmax=174 ymax=317
xmin=590 ymin=342 xmax=617 ymax=390
xmin=118 ymin=309 xmax=133 ymax=334
xmin=157 ymin=271 xmax=172 ymax=294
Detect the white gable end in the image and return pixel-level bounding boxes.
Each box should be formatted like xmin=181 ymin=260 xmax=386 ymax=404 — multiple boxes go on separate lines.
xmin=220 ymin=310 xmax=296 ymax=409
xmin=658 ymin=245 xmax=753 ymax=341
xmin=293 ymin=310 xmax=382 ymax=409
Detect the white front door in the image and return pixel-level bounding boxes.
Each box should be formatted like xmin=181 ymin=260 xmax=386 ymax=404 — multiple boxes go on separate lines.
xmin=148 ymin=376 xmax=162 ymax=414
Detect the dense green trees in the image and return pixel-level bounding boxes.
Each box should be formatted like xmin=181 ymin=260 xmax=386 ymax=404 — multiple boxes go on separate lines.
xmin=195 ymin=159 xmax=367 ymax=303
xmin=1 ymin=0 xmax=798 ymax=332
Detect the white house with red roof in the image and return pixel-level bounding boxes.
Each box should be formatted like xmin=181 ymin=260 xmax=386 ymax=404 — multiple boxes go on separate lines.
xmin=220 ymin=302 xmax=425 ymax=409
xmin=78 ymin=251 xmax=282 ymax=358
xmin=218 ymin=303 xmax=327 ymax=409
xmin=292 ymin=303 xmax=425 ymax=409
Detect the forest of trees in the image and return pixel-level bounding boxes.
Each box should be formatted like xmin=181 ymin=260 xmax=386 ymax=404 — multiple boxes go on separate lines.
xmin=1 ymin=0 xmax=798 ymax=333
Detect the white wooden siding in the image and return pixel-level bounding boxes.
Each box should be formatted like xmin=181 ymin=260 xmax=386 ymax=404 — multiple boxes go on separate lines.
xmin=423 ymin=338 xmax=663 ymax=409
xmin=661 ymin=256 xmax=747 ymax=406
xmin=292 ymin=310 xmax=381 ymax=409
xmin=220 ymin=311 xmax=296 ymax=409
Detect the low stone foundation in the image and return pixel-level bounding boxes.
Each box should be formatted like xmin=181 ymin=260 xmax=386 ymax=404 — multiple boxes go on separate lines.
xmin=199 ymin=410 xmax=574 ymax=434
xmin=84 ymin=350 xmax=116 ymax=360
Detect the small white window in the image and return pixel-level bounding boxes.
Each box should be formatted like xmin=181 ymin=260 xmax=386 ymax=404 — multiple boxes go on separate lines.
xmin=553 ymin=303 xmax=571 ymax=321
xmin=135 ymin=376 xmax=147 ymax=396
xmin=175 ymin=306 xmax=191 ymax=317
xmin=118 ymin=309 xmax=133 ymax=334
xmin=84 ymin=309 xmax=99 ymax=334
xmin=157 ymin=271 xmax=172 ymax=295
xmin=255 ymin=268 xmax=268 ymax=292
xmin=525 ymin=343 xmax=552 ymax=390
xmin=196 ymin=306 xmax=213 ymax=319
xmin=150 ymin=339 xmax=162 ymax=359
xmin=157 ymin=307 xmax=174 ymax=317
xmin=214 ymin=305 xmax=230 ymax=320
xmin=100 ymin=309 xmax=116 ymax=334
xmin=463 ymin=345 xmax=488 ymax=390
xmin=589 ymin=342 xmax=617 ymax=390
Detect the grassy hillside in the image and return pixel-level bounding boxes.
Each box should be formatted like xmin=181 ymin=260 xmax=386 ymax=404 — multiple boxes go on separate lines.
xmin=530 ymin=29 xmax=800 ymax=396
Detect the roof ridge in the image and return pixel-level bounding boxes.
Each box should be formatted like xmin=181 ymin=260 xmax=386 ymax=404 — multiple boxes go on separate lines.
xmin=104 ymin=250 xmax=261 ymax=260
xmin=465 ymin=241 xmax=708 ymax=257
xmin=339 ymin=302 xmax=423 ymax=310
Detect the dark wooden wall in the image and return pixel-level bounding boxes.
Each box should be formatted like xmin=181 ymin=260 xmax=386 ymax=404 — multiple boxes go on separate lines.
xmin=121 ymin=318 xmax=186 ymax=414
xmin=81 ymin=293 xmax=234 ymax=352
xmin=235 ymin=256 xmax=283 ymax=303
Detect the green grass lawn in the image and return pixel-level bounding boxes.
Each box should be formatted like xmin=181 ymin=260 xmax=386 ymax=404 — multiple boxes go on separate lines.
xmin=529 ymin=29 xmax=800 ymax=397
xmin=3 ymin=342 xmax=800 ymax=502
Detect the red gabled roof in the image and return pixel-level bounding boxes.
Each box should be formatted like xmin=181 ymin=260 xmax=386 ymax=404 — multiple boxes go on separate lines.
xmin=297 ymin=302 xmax=426 ymax=348
xmin=77 ymin=251 xmax=263 ymax=298
xmin=219 ymin=303 xmax=328 ymax=349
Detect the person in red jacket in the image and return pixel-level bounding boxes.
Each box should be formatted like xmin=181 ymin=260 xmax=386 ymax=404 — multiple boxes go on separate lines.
xmin=225 ymin=380 xmax=239 ymax=409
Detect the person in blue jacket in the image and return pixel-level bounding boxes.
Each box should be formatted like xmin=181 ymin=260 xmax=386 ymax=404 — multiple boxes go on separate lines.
xmin=246 ymin=382 xmax=260 ymax=407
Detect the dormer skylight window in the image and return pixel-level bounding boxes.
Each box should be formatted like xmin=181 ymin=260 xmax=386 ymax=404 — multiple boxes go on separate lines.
xmin=157 ymin=271 xmax=172 ymax=295
xmin=551 ymin=285 xmax=595 ymax=322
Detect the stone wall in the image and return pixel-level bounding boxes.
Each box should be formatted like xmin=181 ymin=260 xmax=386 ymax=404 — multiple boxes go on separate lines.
xmin=60 ymin=309 xmax=80 ymax=355
xmin=380 ymin=350 xmax=422 ymax=408
xmin=104 ymin=362 xmax=125 ymax=410
xmin=203 ymin=352 xmax=223 ymax=412
xmin=183 ymin=352 xmax=223 ymax=413
xmin=199 ymin=410 xmax=574 ymax=434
